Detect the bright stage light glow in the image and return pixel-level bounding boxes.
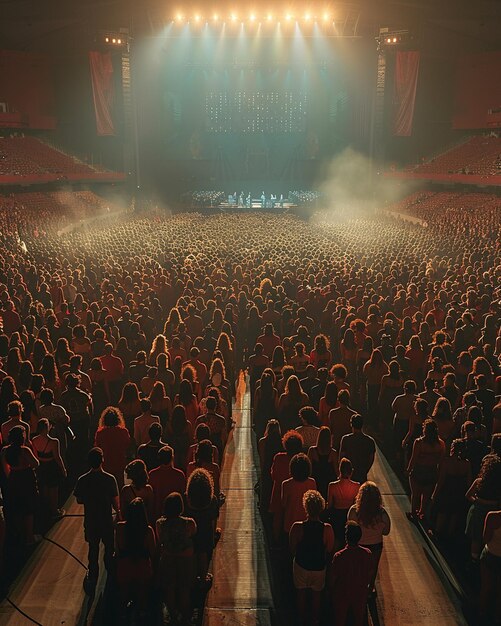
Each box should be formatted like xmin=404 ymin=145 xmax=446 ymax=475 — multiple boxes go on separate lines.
xmin=105 ymin=37 xmax=109 ymax=43
xmin=175 ymin=13 xmax=183 ymax=22
xmin=231 ymin=13 xmax=238 ymax=22
xmin=285 ymin=13 xmax=292 ymax=21
xmin=213 ymin=13 xmax=219 ymax=21
xmin=322 ymin=12 xmax=329 ymax=22
xmin=194 ymin=14 xmax=201 ymax=22
xmin=393 ymin=37 xmax=397 ymax=42
xmin=267 ymin=13 xmax=273 ymax=22
xmin=304 ymin=13 xmax=311 ymax=21
xmin=250 ymin=13 xmax=256 ymax=21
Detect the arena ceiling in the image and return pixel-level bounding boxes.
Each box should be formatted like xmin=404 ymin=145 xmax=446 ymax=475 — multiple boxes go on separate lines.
xmin=0 ymin=0 xmax=500 ymax=50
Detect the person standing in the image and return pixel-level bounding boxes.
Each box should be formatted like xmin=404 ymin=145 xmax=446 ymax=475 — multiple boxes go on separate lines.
xmin=74 ymin=447 xmax=120 ymax=591
xmin=289 ymin=490 xmax=334 ymax=626
xmin=347 ymin=482 xmax=391 ymax=595
xmin=339 ymin=414 xmax=376 ymax=484
xmin=329 ymin=522 xmax=372 ymax=626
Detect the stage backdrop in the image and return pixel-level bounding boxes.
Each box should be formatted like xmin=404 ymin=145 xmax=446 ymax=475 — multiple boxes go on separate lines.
xmin=392 ymin=51 xmax=420 ymax=137
xmin=134 ymin=32 xmax=373 ymax=190
xmin=0 ymin=50 xmax=56 ymax=129
xmin=89 ymin=51 xmax=115 ymax=136
xmin=453 ymin=52 xmax=501 ymax=129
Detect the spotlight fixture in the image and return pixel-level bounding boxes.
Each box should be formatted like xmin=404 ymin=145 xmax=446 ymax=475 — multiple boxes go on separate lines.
xmin=378 ymin=28 xmax=409 ymax=47
xmin=102 ymin=30 xmax=128 ymax=47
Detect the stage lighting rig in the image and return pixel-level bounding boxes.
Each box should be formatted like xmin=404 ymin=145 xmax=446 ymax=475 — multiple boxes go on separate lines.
xmin=102 ymin=30 xmax=128 ymax=47
xmin=377 ymin=28 xmax=410 ymax=49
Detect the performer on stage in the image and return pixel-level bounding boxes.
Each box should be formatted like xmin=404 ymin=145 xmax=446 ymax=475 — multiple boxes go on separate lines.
xmin=246 ymin=193 xmax=251 ymax=209
xmin=261 ymin=191 xmax=266 ymax=208
xmin=238 ymin=192 xmax=244 ymax=207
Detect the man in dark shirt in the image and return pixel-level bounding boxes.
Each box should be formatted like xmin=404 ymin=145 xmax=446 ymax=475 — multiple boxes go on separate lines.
xmin=149 ymin=445 xmax=186 ymax=520
xmin=339 ymin=414 xmax=376 ymax=484
xmin=309 ymin=368 xmax=329 ymax=411
xmin=473 ymin=375 xmax=496 ymax=431
xmin=462 ymin=421 xmax=488 ymax=478
xmin=74 ymin=447 xmax=119 ymax=589
xmin=300 ymin=365 xmax=320 ymax=401
xmin=329 ymin=521 xmax=372 ymax=626
xmin=60 ymin=374 xmax=93 ymax=463
xmin=195 ymin=396 xmax=227 ymax=459
xmin=137 ymin=422 xmax=168 ymax=471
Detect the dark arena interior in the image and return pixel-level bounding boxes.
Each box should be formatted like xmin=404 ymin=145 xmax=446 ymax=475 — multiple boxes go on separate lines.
xmin=0 ymin=0 xmax=500 ymax=624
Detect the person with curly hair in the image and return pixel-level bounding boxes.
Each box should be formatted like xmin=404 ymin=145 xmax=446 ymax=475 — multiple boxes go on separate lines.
xmin=347 ymin=481 xmax=391 ymax=593
xmin=289 ymin=490 xmax=334 ymax=626
xmin=94 ymin=406 xmax=131 ymax=488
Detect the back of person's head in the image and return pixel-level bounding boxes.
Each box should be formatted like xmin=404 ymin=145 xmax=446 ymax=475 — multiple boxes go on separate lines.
xmin=404 ymin=380 xmax=417 ymax=394
xmin=299 ymin=406 xmax=318 ymax=426
xmin=36 ymin=417 xmax=50 ymax=435
xmin=424 ymin=378 xmax=435 ymax=390
xmin=66 ymin=373 xmax=80 ymax=389
xmin=415 ymin=398 xmax=429 ymax=419
xmin=158 ymin=445 xmax=173 ymax=466
xmin=317 ymin=367 xmax=328 ymax=382
xmin=467 ymin=405 xmax=482 ymax=426
xmin=140 ymin=397 xmax=151 ymax=413
xmin=163 ymin=491 xmax=184 ymax=518
xmin=303 ymin=489 xmax=325 ymax=518
xmin=345 ymin=521 xmax=362 ymax=546
xmin=40 ymin=388 xmax=54 ymax=405
xmin=88 ymin=447 xmax=104 ymax=469
xmin=187 ymin=467 xmax=214 ymax=510
xmin=351 ymin=414 xmax=363 ymax=430
xmin=491 ymin=433 xmax=501 ymax=457
xmin=195 ymin=439 xmax=213 ymax=464
xmin=100 ymin=406 xmax=123 ymax=428
xmin=195 ymin=423 xmax=211 ymax=442
xmin=338 ymin=389 xmax=350 ymax=406
xmin=339 ymin=457 xmax=353 ymax=478
xmin=450 ymin=438 xmax=466 ymax=459
xmin=283 ymin=430 xmax=304 ymax=456
xmin=125 ymin=458 xmax=149 ymax=488
xmin=205 ymin=396 xmax=217 ymax=412
xmin=7 ymin=400 xmax=22 ymax=418
xmin=254 ymin=343 xmax=264 ymax=356
xmin=289 ymin=453 xmax=311 ymax=482
xmin=148 ymin=421 xmax=162 ymax=442
xmin=475 ymin=374 xmax=487 ymax=388
xmin=463 ymin=391 xmax=477 ymax=407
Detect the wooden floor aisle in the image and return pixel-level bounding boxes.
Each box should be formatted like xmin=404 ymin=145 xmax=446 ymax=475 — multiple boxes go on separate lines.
xmin=203 ymin=372 xmax=274 ymax=625
xmin=368 ymin=450 xmax=467 ymax=626
xmin=0 ymin=496 xmax=100 ymax=626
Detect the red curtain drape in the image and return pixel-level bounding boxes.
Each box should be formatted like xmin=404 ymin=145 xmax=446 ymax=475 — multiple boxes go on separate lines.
xmin=392 ymin=51 xmax=420 ymax=137
xmin=89 ymin=51 xmax=115 ymax=136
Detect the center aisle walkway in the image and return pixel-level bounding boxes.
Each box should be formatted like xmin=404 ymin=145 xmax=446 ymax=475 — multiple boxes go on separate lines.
xmin=203 ymin=372 xmax=274 ymax=626
xmin=368 ymin=449 xmax=467 ymax=626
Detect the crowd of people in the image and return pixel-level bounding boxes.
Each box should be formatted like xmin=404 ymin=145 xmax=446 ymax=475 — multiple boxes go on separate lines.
xmin=0 ymin=200 xmax=499 ymax=624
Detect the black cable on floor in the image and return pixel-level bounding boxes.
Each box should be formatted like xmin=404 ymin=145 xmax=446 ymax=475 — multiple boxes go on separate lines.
xmin=42 ymin=535 xmax=88 ymax=569
xmin=5 ymin=597 xmax=43 ymax=626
